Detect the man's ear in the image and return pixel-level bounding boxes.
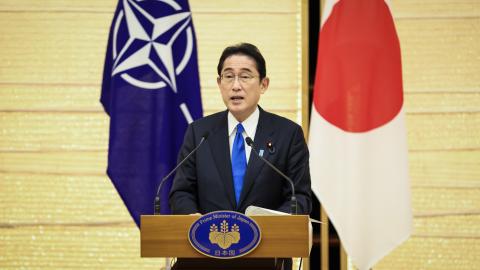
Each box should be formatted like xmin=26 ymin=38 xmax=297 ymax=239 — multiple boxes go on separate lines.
xmin=260 ymin=77 xmax=270 ymax=94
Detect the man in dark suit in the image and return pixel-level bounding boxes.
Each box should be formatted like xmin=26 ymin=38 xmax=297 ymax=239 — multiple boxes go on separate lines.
xmin=169 ymin=43 xmax=311 ymax=216
xmin=169 ymin=43 xmax=311 ymax=270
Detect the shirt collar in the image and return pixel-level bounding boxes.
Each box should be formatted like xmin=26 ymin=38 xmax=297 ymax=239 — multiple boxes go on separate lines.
xmin=228 ymin=106 xmax=260 ymax=138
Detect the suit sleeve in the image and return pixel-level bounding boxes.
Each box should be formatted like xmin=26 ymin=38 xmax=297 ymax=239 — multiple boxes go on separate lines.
xmin=169 ymin=124 xmax=200 ymax=214
xmin=276 ymin=125 xmax=312 ymax=214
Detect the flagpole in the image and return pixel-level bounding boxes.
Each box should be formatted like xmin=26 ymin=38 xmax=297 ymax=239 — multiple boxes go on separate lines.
xmin=301 ymin=0 xmax=310 ymax=268
xmin=317 ymin=1 xmax=331 ymax=269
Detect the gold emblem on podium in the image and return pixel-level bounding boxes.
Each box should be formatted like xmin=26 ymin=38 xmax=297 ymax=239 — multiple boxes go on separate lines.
xmin=209 ymin=220 xmax=240 ymax=249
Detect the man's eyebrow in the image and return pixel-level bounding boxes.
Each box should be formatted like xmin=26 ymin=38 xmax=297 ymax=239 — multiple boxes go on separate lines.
xmin=240 ymin=68 xmax=254 ymax=73
xmin=222 ymin=67 xmax=254 ymax=73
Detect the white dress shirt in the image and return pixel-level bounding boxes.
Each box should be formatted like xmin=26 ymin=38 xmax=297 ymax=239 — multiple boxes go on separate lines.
xmin=227 ymin=106 xmax=259 ymax=163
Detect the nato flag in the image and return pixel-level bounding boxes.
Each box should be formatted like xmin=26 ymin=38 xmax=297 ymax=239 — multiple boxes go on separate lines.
xmin=100 ymin=0 xmax=202 ymax=227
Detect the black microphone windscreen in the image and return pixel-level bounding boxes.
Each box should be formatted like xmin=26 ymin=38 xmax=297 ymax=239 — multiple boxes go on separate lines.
xmin=245 ymin=137 xmax=253 ymax=146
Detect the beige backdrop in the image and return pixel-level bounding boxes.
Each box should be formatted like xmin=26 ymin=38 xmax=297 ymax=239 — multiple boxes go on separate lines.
xmin=374 ymin=0 xmax=480 ymax=269
xmin=0 ymin=0 xmax=479 ymax=269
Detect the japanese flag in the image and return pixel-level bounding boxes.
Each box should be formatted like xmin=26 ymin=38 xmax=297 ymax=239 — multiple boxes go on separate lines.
xmin=309 ymin=0 xmax=413 ymax=269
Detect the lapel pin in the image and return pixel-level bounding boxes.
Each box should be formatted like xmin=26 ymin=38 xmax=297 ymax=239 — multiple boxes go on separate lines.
xmin=267 ymin=141 xmax=275 ymax=154
xmin=259 ymin=149 xmax=264 ymax=157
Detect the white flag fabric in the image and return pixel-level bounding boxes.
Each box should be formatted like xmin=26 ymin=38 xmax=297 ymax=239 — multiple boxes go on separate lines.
xmin=309 ymin=0 xmax=413 ymax=269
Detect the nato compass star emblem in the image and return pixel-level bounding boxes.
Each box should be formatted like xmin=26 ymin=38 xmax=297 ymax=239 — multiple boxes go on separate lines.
xmin=111 ymin=0 xmax=195 ymax=93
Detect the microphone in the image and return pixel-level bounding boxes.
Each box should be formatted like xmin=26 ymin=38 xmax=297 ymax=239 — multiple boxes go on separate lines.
xmin=154 ymin=132 xmax=209 ymax=215
xmin=245 ymin=137 xmax=297 ymax=214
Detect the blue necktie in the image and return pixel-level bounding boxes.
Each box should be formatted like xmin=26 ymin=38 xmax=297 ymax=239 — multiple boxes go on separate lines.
xmin=232 ymin=123 xmax=247 ymax=204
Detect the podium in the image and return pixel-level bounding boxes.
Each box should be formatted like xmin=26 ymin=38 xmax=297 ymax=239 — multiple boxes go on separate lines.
xmin=141 ymin=215 xmax=311 ymax=269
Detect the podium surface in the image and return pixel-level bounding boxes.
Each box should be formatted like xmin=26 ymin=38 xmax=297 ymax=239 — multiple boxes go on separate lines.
xmin=141 ymin=215 xmax=310 ymax=258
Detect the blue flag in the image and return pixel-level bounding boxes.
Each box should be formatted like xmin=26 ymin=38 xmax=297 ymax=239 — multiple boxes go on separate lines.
xmin=101 ymin=0 xmax=202 ymax=227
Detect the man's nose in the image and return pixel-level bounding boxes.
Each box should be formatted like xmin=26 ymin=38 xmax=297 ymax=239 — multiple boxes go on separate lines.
xmin=232 ymin=77 xmax=242 ymax=90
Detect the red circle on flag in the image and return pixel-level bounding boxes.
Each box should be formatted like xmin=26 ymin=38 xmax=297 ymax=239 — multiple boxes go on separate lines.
xmin=313 ymin=0 xmax=403 ymax=133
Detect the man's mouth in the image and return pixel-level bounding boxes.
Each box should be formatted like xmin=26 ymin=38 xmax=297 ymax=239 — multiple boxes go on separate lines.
xmin=230 ymin=96 xmax=244 ymax=101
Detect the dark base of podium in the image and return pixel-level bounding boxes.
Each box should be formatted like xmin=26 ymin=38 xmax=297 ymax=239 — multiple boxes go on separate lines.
xmin=172 ymin=258 xmax=292 ymax=270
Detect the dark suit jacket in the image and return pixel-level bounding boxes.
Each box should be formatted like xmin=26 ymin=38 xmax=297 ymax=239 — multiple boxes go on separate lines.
xmin=169 ymin=107 xmax=312 ymax=214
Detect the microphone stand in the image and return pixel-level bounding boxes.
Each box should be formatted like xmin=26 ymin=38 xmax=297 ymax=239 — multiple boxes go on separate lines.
xmin=245 ymin=137 xmax=297 ymax=214
xmin=154 ymin=134 xmax=208 ymax=215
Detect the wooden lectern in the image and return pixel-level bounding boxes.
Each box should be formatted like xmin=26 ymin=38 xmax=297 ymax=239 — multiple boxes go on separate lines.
xmin=141 ymin=215 xmax=311 ymax=269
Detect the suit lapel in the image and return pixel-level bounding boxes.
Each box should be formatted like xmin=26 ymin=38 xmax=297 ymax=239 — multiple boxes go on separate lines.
xmin=238 ymin=108 xmax=273 ymax=208
xmin=208 ymin=111 xmax=236 ymax=209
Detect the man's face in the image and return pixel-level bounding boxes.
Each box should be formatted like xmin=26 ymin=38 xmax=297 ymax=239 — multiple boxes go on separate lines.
xmin=217 ymin=54 xmax=269 ymax=122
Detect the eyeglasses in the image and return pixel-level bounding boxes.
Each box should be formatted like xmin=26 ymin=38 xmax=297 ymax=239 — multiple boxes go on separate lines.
xmin=220 ymin=72 xmax=258 ymax=84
